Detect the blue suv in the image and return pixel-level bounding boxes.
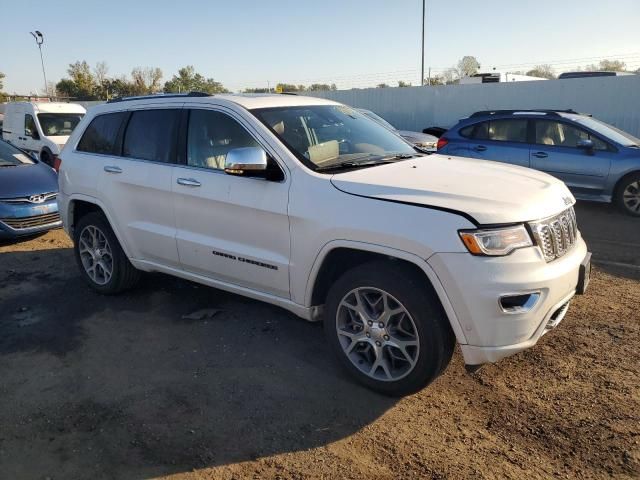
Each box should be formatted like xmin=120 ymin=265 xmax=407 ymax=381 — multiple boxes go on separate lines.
xmin=437 ymin=110 xmax=640 ymax=216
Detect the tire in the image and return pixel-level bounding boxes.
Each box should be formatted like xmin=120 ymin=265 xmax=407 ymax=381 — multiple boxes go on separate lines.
xmin=324 ymin=261 xmax=455 ymax=396
xmin=73 ymin=212 xmax=140 ymax=294
xmin=40 ymin=149 xmax=52 ymax=166
xmin=615 ymin=172 xmax=640 ymax=217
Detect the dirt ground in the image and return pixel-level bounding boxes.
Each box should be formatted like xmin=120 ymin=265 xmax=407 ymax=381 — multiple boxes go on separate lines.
xmin=0 ymin=202 xmax=638 ymax=480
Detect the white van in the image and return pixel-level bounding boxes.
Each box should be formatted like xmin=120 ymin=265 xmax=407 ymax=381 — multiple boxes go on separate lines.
xmin=1 ymin=102 xmax=86 ymax=166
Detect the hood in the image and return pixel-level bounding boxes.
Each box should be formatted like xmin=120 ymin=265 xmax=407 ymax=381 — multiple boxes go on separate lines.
xmin=397 ymin=130 xmax=438 ymax=144
xmin=0 ymin=162 xmax=58 ymax=198
xmin=330 ymin=155 xmax=575 ymax=225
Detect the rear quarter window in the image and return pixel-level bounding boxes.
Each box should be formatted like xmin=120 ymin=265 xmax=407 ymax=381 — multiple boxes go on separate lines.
xmin=77 ymin=112 xmax=128 ymax=155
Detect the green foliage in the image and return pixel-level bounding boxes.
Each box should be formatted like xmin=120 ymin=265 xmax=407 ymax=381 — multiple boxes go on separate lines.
xmin=308 ymin=83 xmax=337 ymax=91
xmin=376 ymin=83 xmax=389 ymax=88
xmin=397 ymin=80 xmax=412 ymax=87
xmin=0 ymin=71 xmax=5 ymax=90
xmin=56 ymin=61 xmax=96 ymax=99
xmin=163 ymin=66 xmax=229 ymax=94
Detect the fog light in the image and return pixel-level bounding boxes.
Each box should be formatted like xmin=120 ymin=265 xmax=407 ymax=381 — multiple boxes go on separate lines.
xmin=499 ymin=292 xmax=540 ymax=314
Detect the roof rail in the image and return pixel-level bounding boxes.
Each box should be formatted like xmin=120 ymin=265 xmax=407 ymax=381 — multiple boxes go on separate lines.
xmin=469 ymin=109 xmax=583 ymax=118
xmin=107 ymin=91 xmax=211 ymax=103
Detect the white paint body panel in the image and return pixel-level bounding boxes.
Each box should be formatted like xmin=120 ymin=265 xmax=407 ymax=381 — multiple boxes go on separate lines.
xmin=59 ymin=94 xmax=586 ymax=367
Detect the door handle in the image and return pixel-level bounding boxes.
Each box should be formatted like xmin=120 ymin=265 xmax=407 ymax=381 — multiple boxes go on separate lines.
xmin=103 ymin=165 xmax=122 ymax=173
xmin=177 ymin=177 xmax=201 ymax=187
xmin=532 ymin=152 xmax=548 ymax=158
xmin=473 ymin=145 xmax=487 ymax=152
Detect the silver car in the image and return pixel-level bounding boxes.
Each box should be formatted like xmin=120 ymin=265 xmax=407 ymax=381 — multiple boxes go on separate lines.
xmin=358 ymin=108 xmax=438 ymax=152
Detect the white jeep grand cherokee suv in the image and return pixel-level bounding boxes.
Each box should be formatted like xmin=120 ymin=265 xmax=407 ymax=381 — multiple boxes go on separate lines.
xmin=58 ymin=93 xmax=591 ymax=396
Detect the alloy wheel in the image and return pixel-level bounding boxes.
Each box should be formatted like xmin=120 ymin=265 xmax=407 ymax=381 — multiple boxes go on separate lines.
xmin=335 ymin=287 xmax=420 ymax=382
xmin=622 ymin=180 xmax=640 ymax=214
xmin=78 ymin=225 xmax=113 ymax=285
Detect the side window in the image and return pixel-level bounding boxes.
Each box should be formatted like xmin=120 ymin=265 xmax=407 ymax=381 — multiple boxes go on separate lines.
xmin=77 ymin=112 xmax=127 ymax=155
xmin=460 ymin=122 xmax=488 ymax=140
xmin=487 ymin=119 xmax=527 ymax=143
xmin=460 ymin=119 xmax=527 ymax=143
xmin=123 ymin=109 xmax=180 ymax=163
xmin=187 ymin=109 xmax=260 ymax=170
xmin=535 ymin=120 xmax=608 ymax=150
xmin=25 ymin=114 xmax=39 ymax=138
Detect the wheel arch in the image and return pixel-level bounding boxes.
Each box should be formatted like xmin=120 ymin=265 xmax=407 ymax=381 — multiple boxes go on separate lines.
xmin=305 ymin=240 xmax=468 ymax=344
xmin=613 ymin=169 xmax=640 ymax=196
xmin=66 ymin=195 xmax=133 ymax=259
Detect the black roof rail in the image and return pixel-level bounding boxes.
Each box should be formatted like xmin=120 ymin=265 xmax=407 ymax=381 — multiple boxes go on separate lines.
xmin=279 ymin=92 xmax=298 ymax=95
xmin=469 ymin=109 xmax=583 ymax=118
xmin=107 ymin=91 xmax=211 ymax=103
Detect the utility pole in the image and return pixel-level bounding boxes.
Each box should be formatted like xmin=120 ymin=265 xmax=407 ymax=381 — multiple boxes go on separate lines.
xmin=420 ymin=0 xmax=425 ymax=86
xmin=30 ymin=31 xmax=48 ymax=97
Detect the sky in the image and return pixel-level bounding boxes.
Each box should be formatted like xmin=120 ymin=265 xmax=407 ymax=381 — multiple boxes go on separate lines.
xmin=1 ymin=0 xmax=639 ymax=93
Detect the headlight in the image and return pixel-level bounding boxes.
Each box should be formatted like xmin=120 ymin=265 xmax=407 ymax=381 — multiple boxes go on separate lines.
xmin=459 ymin=225 xmax=533 ymax=256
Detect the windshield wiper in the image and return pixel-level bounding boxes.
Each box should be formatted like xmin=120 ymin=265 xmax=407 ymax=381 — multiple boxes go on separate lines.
xmin=315 ymin=159 xmax=395 ymax=172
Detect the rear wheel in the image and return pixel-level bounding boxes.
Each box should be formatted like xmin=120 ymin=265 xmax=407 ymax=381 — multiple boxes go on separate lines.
xmin=73 ymin=212 xmax=140 ymax=294
xmin=615 ymin=173 xmax=640 ymax=216
xmin=324 ymin=261 xmax=455 ymax=396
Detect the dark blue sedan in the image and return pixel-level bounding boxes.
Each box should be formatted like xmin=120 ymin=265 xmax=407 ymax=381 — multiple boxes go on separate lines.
xmin=0 ymin=140 xmax=61 ymax=240
xmin=437 ymin=110 xmax=640 ymax=216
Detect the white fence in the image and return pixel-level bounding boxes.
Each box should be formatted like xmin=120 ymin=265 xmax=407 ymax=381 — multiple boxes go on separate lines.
xmin=307 ymin=75 xmax=640 ymax=136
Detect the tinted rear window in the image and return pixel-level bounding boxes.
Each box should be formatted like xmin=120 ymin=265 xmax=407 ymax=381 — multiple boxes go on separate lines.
xmin=77 ymin=112 xmax=127 ymax=155
xmin=123 ymin=109 xmax=180 ymax=163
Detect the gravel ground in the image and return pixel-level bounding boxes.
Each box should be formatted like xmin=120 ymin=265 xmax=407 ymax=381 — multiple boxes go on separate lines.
xmin=0 ymin=201 xmax=638 ymax=480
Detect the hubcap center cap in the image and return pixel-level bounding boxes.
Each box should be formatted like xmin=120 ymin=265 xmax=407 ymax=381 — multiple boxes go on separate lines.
xmin=367 ymin=324 xmax=387 ymax=342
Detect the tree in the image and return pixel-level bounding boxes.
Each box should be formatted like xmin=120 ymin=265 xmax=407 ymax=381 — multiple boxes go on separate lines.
xmin=397 ymin=80 xmax=412 ymax=87
xmin=426 ymin=75 xmax=446 ymax=86
xmin=131 ymin=67 xmax=163 ymax=95
xmin=55 ymin=60 xmax=96 ymax=99
xmin=0 ymin=71 xmax=5 ymax=90
xmin=243 ymin=87 xmax=271 ymax=93
xmin=526 ymin=64 xmax=556 ymax=79
xmin=163 ymin=66 xmax=229 ymax=94
xmin=585 ymin=59 xmax=627 ymax=72
xmin=376 ymin=83 xmax=389 ymax=88
xmin=455 ymin=56 xmax=481 ymax=78
xmin=442 ymin=68 xmax=459 ymax=85
xmin=308 ymin=83 xmax=335 ymax=91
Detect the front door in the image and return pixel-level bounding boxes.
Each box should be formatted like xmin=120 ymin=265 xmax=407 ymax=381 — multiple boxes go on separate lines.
xmin=172 ymin=108 xmax=291 ymax=298
xmin=530 ymin=119 xmax=613 ymax=196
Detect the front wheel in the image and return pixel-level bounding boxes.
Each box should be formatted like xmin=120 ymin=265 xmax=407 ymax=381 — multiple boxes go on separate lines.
xmin=324 ymin=261 xmax=455 ymax=396
xmin=615 ymin=173 xmax=640 ymax=216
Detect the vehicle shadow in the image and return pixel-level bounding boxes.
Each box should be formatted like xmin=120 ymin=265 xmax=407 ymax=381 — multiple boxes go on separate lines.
xmin=0 ymin=247 xmax=398 ymax=479
xmin=574 ymin=201 xmax=640 ymax=281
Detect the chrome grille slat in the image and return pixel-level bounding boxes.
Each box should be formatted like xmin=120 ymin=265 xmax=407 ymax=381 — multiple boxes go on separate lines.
xmin=530 ymin=207 xmax=579 ymax=262
xmin=1 ymin=213 xmax=61 ymax=230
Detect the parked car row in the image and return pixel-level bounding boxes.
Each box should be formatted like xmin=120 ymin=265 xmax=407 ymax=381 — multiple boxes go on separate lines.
xmin=3 ymin=93 xmax=638 ymax=396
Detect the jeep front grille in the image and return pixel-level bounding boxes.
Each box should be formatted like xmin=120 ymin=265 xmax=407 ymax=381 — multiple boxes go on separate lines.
xmin=529 ymin=207 xmax=578 ymax=262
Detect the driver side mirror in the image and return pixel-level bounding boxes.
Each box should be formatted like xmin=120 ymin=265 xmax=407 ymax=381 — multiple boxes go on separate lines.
xmin=224 ymin=147 xmax=268 ymax=177
xmin=577 ymin=138 xmax=594 ymax=154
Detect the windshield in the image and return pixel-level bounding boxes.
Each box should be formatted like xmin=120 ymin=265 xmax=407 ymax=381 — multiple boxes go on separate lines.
xmin=37 ymin=113 xmax=84 ymax=137
xmin=253 ymin=105 xmax=416 ymax=171
xmin=359 ymin=109 xmax=397 ymax=131
xmin=0 ymin=141 xmax=35 ymax=167
xmin=571 ymin=116 xmax=640 ymax=147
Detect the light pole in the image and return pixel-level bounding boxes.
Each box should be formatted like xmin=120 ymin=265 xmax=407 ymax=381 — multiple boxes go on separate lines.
xmin=30 ymin=30 xmax=49 ymax=96
xmin=420 ymin=0 xmax=425 ymax=86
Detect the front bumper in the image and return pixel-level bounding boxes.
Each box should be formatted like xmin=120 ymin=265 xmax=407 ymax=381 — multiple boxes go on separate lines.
xmin=428 ymin=236 xmax=588 ymax=365
xmin=0 ymin=199 xmax=61 ymax=239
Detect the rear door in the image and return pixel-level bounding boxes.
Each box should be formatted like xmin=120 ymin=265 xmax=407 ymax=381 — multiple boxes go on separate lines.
xmin=530 ymin=119 xmax=614 ymax=196
xmin=460 ymin=118 xmax=531 ymax=168
xmin=95 ymin=106 xmax=181 ymax=267
xmin=172 ymin=107 xmax=291 ymax=298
